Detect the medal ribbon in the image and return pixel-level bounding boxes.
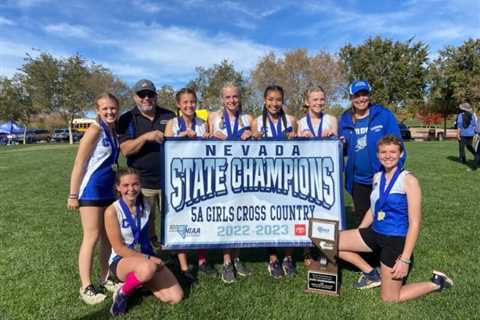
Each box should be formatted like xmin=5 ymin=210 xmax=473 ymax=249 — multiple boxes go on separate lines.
xmin=375 ymin=165 xmax=403 ymax=218
xmin=224 ymin=111 xmax=240 ymax=138
xmin=178 ymin=116 xmax=196 ymax=134
xmin=267 ymin=115 xmax=283 ymax=138
xmin=100 ymin=120 xmax=119 ymax=165
xmin=306 ymin=112 xmax=323 ymax=137
xmin=119 ymin=197 xmax=143 ymax=248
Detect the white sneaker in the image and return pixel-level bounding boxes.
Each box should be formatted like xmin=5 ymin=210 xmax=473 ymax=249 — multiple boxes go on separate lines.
xmin=79 ymin=284 xmax=107 ymax=305
xmin=101 ymin=279 xmax=123 ymax=293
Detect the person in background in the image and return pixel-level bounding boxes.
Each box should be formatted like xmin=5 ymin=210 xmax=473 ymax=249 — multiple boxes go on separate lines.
xmin=456 ymin=102 xmax=477 ymax=169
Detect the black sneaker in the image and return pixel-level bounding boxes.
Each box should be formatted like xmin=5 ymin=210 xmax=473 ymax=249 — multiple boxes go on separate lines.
xmin=268 ymin=260 xmax=284 ymax=279
xmin=198 ymin=262 xmax=218 ymax=277
xmin=234 ymin=258 xmax=251 ymax=277
xmin=282 ymin=258 xmax=297 ymax=277
xmin=222 ymin=262 xmax=235 ymax=284
xmin=180 ymin=270 xmax=197 ymax=285
xmin=431 ymin=270 xmax=453 ymax=291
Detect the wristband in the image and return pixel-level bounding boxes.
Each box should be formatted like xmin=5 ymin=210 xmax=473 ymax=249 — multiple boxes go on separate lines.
xmin=68 ymin=193 xmax=79 ymax=199
xmin=399 ymin=256 xmax=411 ymax=265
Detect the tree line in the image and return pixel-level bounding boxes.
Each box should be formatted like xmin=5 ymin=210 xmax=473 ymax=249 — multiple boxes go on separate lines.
xmin=1 ymin=36 xmax=479 ymax=132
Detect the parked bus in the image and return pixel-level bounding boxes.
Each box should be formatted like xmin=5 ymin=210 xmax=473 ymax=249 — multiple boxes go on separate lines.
xmin=72 ymin=118 xmax=96 ymax=132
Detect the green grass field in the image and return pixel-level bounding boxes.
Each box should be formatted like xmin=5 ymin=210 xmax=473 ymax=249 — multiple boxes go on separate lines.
xmin=0 ymin=141 xmax=479 ymax=320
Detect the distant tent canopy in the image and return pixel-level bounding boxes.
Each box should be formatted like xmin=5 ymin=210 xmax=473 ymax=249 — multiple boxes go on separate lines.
xmin=0 ymin=120 xmax=25 ymax=134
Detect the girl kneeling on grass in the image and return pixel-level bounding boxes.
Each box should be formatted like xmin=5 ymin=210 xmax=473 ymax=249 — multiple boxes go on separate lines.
xmin=105 ymin=168 xmax=183 ymax=316
xmin=338 ymin=135 xmax=453 ymax=302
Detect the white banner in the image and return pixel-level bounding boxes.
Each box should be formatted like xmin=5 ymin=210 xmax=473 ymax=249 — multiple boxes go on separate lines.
xmin=161 ymin=139 xmax=345 ymax=249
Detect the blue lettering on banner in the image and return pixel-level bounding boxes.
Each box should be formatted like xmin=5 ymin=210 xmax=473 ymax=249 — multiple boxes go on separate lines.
xmin=170 ymin=155 xmax=335 ymax=212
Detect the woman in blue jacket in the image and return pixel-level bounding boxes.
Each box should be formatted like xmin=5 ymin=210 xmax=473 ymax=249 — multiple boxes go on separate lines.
xmin=339 ymin=80 xmax=404 ymax=227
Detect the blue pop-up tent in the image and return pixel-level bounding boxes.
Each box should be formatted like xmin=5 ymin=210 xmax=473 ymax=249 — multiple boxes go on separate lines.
xmin=0 ymin=120 xmax=25 ymax=134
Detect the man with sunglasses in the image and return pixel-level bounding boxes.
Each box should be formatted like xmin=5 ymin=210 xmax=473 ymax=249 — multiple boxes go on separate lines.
xmin=117 ymin=79 xmax=176 ymax=249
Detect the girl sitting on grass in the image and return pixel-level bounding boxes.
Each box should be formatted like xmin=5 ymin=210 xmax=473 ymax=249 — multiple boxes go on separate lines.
xmin=105 ymin=168 xmax=183 ymax=316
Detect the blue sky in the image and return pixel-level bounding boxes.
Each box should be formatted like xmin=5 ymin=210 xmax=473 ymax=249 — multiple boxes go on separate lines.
xmin=0 ymin=0 xmax=478 ymax=88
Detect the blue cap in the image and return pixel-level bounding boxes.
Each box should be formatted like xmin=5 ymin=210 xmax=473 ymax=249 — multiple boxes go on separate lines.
xmin=349 ymin=80 xmax=371 ymax=95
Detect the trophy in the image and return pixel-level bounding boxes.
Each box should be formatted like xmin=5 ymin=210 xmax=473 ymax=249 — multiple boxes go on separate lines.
xmin=305 ymin=218 xmax=339 ymax=295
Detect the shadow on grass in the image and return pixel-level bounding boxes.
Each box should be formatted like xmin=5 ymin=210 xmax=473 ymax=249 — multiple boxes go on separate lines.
xmin=447 ymin=155 xmax=478 ymax=170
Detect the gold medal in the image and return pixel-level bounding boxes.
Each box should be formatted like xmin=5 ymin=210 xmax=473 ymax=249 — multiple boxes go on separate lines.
xmin=377 ymin=211 xmax=386 ymax=221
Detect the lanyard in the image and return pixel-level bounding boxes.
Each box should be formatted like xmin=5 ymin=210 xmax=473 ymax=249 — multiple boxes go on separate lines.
xmin=119 ymin=197 xmax=143 ymax=247
xmin=224 ymin=111 xmax=240 ymax=138
xmin=306 ymin=112 xmax=323 ymax=137
xmin=375 ymin=165 xmax=403 ymax=215
xmin=100 ymin=120 xmax=119 ymax=164
xmin=267 ymin=115 xmax=283 ymax=138
xmin=178 ymin=116 xmax=196 ymax=134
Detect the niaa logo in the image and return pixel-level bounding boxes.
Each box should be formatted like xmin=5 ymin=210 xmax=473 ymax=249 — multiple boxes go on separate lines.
xmin=169 ymin=225 xmax=200 ymax=239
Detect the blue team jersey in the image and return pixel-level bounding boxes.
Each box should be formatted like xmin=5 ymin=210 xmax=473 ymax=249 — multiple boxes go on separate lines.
xmin=370 ymin=170 xmax=410 ymax=236
xmin=353 ymin=117 xmax=373 ymax=185
xmin=79 ymin=123 xmax=119 ymax=201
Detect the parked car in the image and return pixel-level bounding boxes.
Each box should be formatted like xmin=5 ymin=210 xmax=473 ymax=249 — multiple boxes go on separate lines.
xmin=51 ymin=128 xmax=83 ymax=143
xmin=398 ymin=123 xmax=412 ymax=140
xmin=11 ymin=129 xmax=51 ymax=143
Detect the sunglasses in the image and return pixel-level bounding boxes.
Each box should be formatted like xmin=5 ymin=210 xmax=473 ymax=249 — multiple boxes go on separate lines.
xmin=136 ymin=91 xmax=156 ymax=99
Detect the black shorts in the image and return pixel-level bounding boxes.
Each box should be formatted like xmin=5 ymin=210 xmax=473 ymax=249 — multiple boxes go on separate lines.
xmin=78 ymin=199 xmax=115 ymax=207
xmin=359 ymin=227 xmax=406 ymax=268
xmin=109 ymin=257 xmax=123 ymax=282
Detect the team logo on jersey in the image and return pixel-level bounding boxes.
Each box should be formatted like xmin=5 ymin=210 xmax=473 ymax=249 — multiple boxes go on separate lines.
xmin=102 ymin=138 xmax=110 ymax=147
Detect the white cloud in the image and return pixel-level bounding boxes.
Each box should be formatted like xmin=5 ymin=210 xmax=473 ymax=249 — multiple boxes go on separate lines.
xmin=114 ymin=25 xmax=276 ymax=82
xmin=0 ymin=17 xmax=15 ymax=26
xmin=130 ymin=0 xmax=168 ymax=13
xmin=44 ymin=23 xmax=91 ymax=39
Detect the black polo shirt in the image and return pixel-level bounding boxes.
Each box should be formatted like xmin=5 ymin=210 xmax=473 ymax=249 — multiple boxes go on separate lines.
xmin=117 ymin=105 xmax=175 ymax=189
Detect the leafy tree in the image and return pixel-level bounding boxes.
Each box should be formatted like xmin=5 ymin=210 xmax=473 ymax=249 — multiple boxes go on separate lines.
xmin=340 ymin=36 xmax=429 ymax=114
xmin=428 ymin=38 xmax=480 ymax=133
xmin=18 ymin=52 xmax=130 ymax=143
xmin=250 ymin=49 xmax=345 ymax=118
xmin=18 ymin=52 xmax=63 ymax=114
xmin=157 ymin=84 xmax=177 ymax=113
xmin=187 ymin=60 xmax=252 ymax=112
xmin=87 ymin=64 xmax=131 ymax=111
xmin=0 ymin=76 xmax=36 ymax=143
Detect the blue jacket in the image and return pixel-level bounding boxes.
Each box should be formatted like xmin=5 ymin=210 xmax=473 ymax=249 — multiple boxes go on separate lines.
xmin=456 ymin=112 xmax=477 ymax=137
xmin=339 ymin=104 xmax=405 ymax=194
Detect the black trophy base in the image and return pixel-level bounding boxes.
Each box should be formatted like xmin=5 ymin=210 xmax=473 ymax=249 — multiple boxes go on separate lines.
xmin=305 ymin=266 xmax=339 ymax=296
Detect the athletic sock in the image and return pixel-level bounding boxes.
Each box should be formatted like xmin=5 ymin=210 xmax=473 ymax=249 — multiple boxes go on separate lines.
xmin=198 ymin=250 xmax=207 ymax=265
xmin=121 ymin=272 xmax=142 ymax=296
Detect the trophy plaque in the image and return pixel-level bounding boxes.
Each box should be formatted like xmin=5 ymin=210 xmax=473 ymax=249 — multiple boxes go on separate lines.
xmin=305 ymin=218 xmax=339 ymax=295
